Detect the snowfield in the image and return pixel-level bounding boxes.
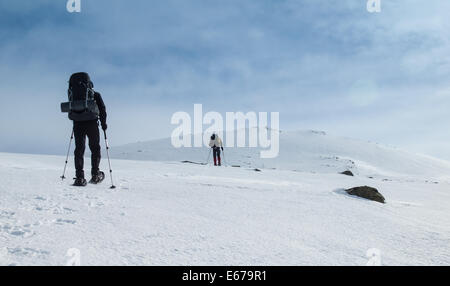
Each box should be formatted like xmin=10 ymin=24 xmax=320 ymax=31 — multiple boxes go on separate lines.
xmin=1 ymin=131 xmax=450 ymax=265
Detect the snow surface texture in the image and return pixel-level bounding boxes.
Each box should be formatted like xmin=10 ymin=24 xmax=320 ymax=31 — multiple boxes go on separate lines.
xmin=1 ymin=131 xmax=450 ymax=265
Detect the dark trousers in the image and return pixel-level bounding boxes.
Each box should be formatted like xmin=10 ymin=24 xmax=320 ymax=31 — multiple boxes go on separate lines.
xmin=73 ymin=120 xmax=101 ymax=178
xmin=213 ymin=147 xmax=221 ymax=166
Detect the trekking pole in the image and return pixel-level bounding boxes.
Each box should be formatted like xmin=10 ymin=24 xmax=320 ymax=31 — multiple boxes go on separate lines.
xmin=103 ymin=130 xmax=116 ymax=189
xmin=206 ymin=148 xmax=212 ymax=165
xmin=61 ymin=130 xmax=74 ymax=180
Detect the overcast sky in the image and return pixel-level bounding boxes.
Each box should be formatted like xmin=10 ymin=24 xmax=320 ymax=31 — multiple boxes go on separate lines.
xmin=0 ymin=0 xmax=450 ymax=159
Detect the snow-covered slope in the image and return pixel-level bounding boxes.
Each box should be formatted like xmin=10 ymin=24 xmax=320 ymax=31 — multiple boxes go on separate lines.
xmin=1 ymin=149 xmax=450 ymax=265
xmin=112 ymin=130 xmax=450 ymax=180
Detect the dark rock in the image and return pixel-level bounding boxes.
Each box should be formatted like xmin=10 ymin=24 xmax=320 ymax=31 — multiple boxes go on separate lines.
xmin=346 ymin=186 xmax=385 ymax=204
xmin=309 ymin=130 xmax=327 ymax=135
xmin=181 ymin=161 xmax=206 ymax=165
xmin=254 ymin=168 xmax=262 ymax=172
xmin=340 ymin=170 xmax=354 ymax=176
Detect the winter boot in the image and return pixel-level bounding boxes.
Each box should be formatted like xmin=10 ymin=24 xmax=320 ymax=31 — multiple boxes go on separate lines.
xmin=89 ymin=171 xmax=105 ymax=184
xmin=214 ymin=157 xmax=217 ymax=166
xmin=218 ymin=157 xmax=221 ymax=166
xmin=73 ymin=177 xmax=87 ymax=187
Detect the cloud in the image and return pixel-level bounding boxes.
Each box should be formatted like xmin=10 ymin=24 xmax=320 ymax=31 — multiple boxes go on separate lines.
xmin=0 ymin=0 xmax=450 ymax=159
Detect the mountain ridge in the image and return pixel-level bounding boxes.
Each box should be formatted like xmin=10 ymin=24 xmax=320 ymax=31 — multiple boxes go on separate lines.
xmin=111 ymin=130 xmax=450 ymax=180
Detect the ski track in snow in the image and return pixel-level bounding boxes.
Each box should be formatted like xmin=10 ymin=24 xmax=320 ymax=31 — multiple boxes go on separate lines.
xmin=0 ymin=147 xmax=450 ymax=265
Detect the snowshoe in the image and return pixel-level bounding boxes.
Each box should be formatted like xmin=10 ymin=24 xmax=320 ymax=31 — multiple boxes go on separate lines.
xmin=73 ymin=177 xmax=87 ymax=187
xmin=89 ymin=171 xmax=105 ymax=184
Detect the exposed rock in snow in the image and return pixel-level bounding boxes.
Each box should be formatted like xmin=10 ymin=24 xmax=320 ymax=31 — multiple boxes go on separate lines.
xmin=346 ymin=186 xmax=386 ymax=204
xmin=340 ymin=170 xmax=354 ymax=176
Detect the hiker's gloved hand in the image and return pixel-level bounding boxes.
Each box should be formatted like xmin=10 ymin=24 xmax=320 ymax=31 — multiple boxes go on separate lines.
xmin=221 ymin=147 xmax=224 ymax=151
xmin=101 ymin=122 xmax=107 ymax=131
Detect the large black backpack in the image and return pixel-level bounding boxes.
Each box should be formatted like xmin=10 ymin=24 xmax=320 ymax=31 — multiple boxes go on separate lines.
xmin=61 ymin=72 xmax=100 ymax=121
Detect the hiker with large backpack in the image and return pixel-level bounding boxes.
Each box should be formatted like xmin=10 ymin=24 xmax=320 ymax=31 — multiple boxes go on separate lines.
xmin=209 ymin=133 xmax=224 ymax=166
xmin=61 ymin=72 xmax=107 ymax=186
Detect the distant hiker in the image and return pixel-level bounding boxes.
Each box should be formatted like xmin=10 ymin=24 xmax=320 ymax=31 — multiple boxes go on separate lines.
xmin=209 ymin=133 xmax=224 ymax=166
xmin=63 ymin=72 xmax=107 ymax=186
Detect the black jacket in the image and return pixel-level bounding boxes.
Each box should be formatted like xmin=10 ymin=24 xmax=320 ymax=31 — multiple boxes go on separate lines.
xmin=94 ymin=92 xmax=107 ymax=126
